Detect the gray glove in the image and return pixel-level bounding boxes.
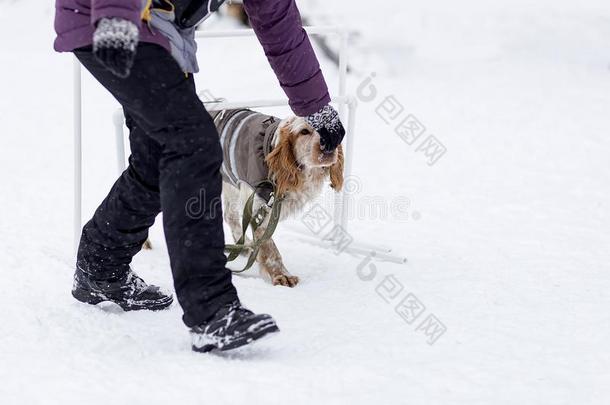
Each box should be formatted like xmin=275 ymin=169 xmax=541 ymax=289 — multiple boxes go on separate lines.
xmin=93 ymin=18 xmax=139 ymax=78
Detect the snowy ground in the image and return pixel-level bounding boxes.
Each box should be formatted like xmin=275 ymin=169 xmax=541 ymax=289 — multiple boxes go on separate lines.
xmin=1 ymin=0 xmax=610 ymax=404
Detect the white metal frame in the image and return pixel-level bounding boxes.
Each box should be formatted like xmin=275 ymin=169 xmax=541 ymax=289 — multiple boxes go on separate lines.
xmin=74 ymin=26 xmax=406 ymax=264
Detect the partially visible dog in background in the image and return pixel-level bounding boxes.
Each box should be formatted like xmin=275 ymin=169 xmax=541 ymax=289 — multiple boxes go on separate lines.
xmin=211 ymin=109 xmax=344 ymax=287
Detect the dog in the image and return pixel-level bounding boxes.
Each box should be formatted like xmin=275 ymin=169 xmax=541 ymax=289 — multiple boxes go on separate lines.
xmin=211 ymin=109 xmax=344 ymax=287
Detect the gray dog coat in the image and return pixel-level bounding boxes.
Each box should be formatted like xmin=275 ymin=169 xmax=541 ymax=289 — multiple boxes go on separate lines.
xmin=210 ymin=109 xmax=281 ymax=202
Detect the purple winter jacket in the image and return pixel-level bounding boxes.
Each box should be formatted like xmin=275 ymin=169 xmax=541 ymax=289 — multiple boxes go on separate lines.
xmin=54 ymin=0 xmax=331 ymax=116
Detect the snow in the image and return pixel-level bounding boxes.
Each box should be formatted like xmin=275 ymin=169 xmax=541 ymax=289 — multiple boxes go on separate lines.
xmin=2 ymin=0 xmax=610 ymax=404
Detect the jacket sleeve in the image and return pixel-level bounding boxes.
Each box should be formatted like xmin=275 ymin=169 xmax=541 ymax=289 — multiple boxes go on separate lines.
xmin=90 ymin=0 xmax=145 ymax=27
xmin=242 ymin=0 xmax=331 ymax=116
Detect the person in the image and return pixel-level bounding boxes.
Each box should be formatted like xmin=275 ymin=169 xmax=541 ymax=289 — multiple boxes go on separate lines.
xmin=53 ymin=0 xmax=345 ymax=352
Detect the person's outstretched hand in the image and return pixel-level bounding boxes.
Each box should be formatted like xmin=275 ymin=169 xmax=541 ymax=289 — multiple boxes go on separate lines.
xmin=93 ymin=18 xmax=139 ymax=79
xmin=306 ymin=105 xmax=345 ymax=152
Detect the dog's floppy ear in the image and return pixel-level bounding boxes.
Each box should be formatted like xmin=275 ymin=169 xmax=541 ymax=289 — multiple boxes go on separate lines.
xmin=330 ymin=144 xmax=344 ymax=191
xmin=266 ymin=125 xmax=302 ymax=197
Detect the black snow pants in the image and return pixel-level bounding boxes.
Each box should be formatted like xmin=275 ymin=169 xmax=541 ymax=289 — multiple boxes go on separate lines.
xmin=74 ymin=43 xmax=238 ymax=327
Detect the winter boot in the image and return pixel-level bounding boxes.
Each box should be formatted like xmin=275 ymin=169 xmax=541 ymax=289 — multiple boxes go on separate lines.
xmin=191 ymin=301 xmax=279 ymax=352
xmin=72 ymin=264 xmax=173 ymax=311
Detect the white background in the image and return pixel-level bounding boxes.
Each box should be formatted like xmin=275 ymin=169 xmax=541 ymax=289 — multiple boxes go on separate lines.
xmin=1 ymin=0 xmax=609 ymax=404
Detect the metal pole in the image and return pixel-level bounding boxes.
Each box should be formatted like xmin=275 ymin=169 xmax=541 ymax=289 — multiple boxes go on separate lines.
xmin=73 ymin=56 xmax=82 ymax=253
xmin=202 ymin=96 xmax=351 ymax=111
xmin=340 ymin=97 xmax=358 ymax=232
xmin=334 ymin=30 xmax=350 ymax=226
xmin=194 ymin=26 xmax=350 ymax=39
xmin=337 ymin=31 xmax=349 ymax=122
xmin=113 ymin=109 xmax=127 ymax=175
xmin=293 ymin=233 xmax=406 ymax=264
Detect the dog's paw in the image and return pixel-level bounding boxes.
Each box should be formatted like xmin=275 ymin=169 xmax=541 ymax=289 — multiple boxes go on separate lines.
xmin=272 ymin=274 xmax=299 ymax=288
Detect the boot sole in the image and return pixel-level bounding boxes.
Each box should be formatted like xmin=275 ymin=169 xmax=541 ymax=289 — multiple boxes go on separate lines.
xmin=192 ymin=322 xmax=280 ymax=353
xmin=72 ymin=289 xmax=173 ymax=312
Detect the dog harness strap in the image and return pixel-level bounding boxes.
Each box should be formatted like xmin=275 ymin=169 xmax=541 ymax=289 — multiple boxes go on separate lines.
xmin=225 ymin=180 xmax=284 ymax=273
xmin=262 ymin=119 xmax=280 ymax=160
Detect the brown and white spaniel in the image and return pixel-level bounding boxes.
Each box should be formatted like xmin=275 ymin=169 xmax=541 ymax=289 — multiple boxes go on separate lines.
xmin=221 ymin=115 xmax=344 ymax=287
